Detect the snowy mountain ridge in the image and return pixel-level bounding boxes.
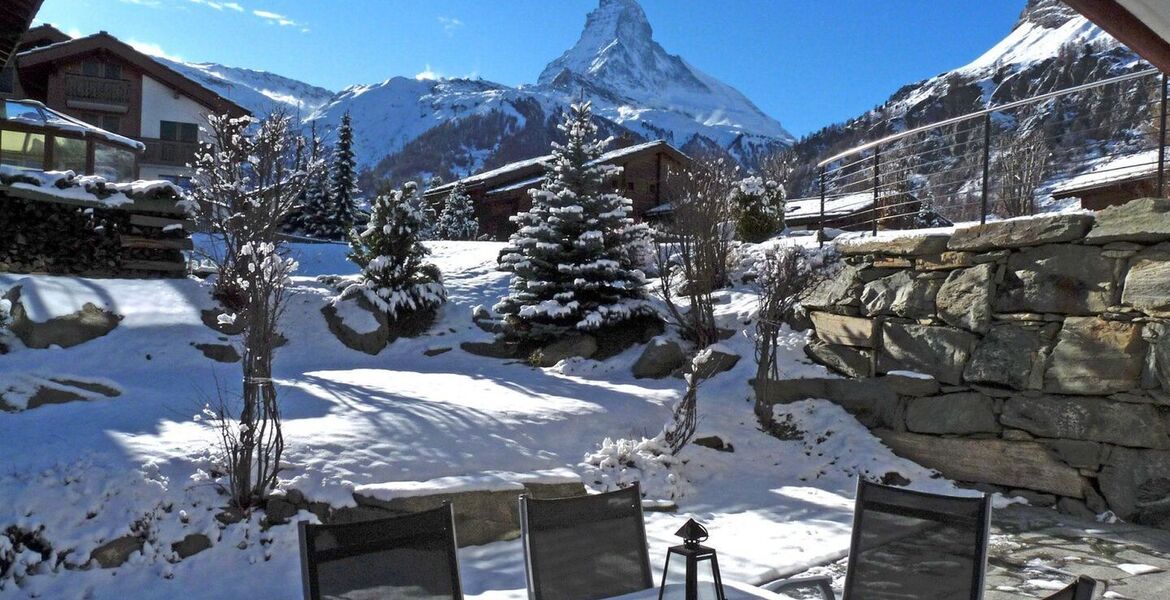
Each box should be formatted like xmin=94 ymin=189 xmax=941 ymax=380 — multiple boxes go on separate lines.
xmin=156 ymin=58 xmax=335 ymax=119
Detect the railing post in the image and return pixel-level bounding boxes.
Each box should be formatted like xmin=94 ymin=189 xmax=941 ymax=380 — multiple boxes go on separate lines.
xmin=871 ymin=145 xmax=880 ymax=236
xmin=1159 ymin=71 xmax=1167 ymax=198
xmin=818 ymin=166 xmax=826 ymax=247
xmin=980 ymin=112 xmax=992 ymax=225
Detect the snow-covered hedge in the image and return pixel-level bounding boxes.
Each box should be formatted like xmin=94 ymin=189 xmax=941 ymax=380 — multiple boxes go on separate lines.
xmin=581 ymin=433 xmax=692 ymax=503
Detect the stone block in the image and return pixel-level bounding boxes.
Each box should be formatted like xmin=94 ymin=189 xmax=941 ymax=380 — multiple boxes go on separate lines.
xmin=877 ymin=322 xmax=978 ymax=385
xmin=1001 ymin=395 xmax=1170 ymax=449
xmin=874 ymin=430 xmax=1084 ymax=497
xmin=1044 ymin=317 xmax=1146 ymax=395
xmin=91 ymin=535 xmax=144 ymax=569
xmin=172 ymin=534 xmax=211 ymax=559
xmin=1100 ymin=447 xmax=1170 ymax=527
xmin=964 ymin=323 xmax=1044 ymax=391
xmin=905 ymin=393 xmax=999 ymax=435
xmin=916 ymin=251 xmax=975 ymax=271
xmin=880 ymin=372 xmax=940 ymax=397
xmin=804 ymin=340 xmax=871 ymax=379
xmin=949 ymin=214 xmax=1094 ymax=251
xmin=537 ymin=334 xmax=598 ymax=367
xmin=1084 ymin=197 xmax=1170 ymax=245
xmin=860 ymin=271 xmax=940 ymax=319
xmin=810 ymin=311 xmax=874 ymax=347
xmin=995 ymin=245 xmax=1115 ymax=315
xmin=936 ymin=263 xmax=996 ymax=333
xmin=632 ymin=338 xmax=686 ymax=379
xmin=320 ymin=296 xmax=389 ymax=355
xmin=1045 ymin=440 xmax=1107 ymax=470
xmin=801 ymin=264 xmax=864 ymax=312
xmin=1122 ymin=244 xmax=1170 ymax=316
xmin=689 ymin=347 xmax=740 ymax=381
xmin=837 ymin=233 xmax=952 ymax=257
xmin=755 ymin=377 xmax=902 ymax=429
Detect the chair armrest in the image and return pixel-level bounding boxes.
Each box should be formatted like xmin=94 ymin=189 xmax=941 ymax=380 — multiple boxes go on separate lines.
xmin=761 ymin=575 xmax=835 ymax=599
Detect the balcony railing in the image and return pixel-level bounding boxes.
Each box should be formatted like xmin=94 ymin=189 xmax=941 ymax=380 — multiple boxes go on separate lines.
xmin=64 ymin=74 xmax=131 ymax=106
xmin=809 ymin=67 xmax=1165 ymax=238
xmin=141 ymin=137 xmax=198 ymax=168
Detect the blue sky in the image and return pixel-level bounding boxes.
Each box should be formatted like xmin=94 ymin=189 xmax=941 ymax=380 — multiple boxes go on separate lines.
xmin=35 ymin=0 xmax=1031 ymax=137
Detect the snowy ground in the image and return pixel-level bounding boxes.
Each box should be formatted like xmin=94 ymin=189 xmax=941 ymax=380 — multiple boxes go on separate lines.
xmin=0 ymin=239 xmax=978 ymax=599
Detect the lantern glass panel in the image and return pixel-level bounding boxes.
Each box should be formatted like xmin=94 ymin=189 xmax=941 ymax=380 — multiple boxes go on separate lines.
xmin=659 ymin=556 xmax=723 ymax=600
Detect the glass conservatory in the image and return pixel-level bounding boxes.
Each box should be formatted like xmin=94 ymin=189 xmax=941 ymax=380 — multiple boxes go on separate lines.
xmin=0 ymin=99 xmax=142 ymax=181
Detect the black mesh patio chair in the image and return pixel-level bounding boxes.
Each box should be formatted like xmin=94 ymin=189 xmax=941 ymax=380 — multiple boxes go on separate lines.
xmin=767 ymin=479 xmax=993 ymax=600
xmin=520 ymin=483 xmax=654 ymax=600
xmin=1042 ymin=575 xmax=1099 ymax=600
xmin=298 ymin=502 xmax=463 ymax=600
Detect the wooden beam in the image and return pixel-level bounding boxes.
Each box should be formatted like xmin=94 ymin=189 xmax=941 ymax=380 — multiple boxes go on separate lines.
xmin=119 ymin=235 xmax=193 ymax=251
xmin=1064 ymin=0 xmax=1170 ymax=74
xmin=129 ymin=213 xmax=193 ymax=231
xmin=121 ymin=259 xmax=187 ymax=272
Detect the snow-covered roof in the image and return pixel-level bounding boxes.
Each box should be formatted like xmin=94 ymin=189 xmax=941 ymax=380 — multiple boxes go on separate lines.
xmin=1050 ymin=149 xmax=1161 ymax=197
xmin=2 ymin=99 xmax=145 ymax=151
xmin=426 ymin=139 xmax=686 ymax=198
xmin=785 ymin=192 xmax=879 ymax=224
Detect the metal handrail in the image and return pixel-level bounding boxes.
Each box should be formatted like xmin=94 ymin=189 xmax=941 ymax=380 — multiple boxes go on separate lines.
xmin=817 ymin=67 xmax=1160 ymax=168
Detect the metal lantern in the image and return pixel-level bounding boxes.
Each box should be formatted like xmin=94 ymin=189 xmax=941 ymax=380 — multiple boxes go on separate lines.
xmin=658 ymin=518 xmax=726 ymax=600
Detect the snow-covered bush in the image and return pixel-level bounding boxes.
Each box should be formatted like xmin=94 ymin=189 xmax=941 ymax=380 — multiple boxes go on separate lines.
xmin=0 ymin=297 xmax=12 ymax=354
xmin=434 ymin=182 xmax=479 ymax=240
xmin=496 ymin=101 xmax=654 ymax=340
xmin=341 ymin=181 xmax=446 ymax=320
xmin=581 ymin=433 xmax=691 ymax=503
xmin=284 ymin=123 xmax=334 ymax=239
xmin=732 ymin=175 xmax=785 ymax=243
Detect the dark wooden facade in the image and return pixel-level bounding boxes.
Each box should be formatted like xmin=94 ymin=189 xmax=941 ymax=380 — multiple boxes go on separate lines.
xmin=1053 ymin=174 xmax=1159 ymax=211
xmin=424 ymin=140 xmax=687 ymax=240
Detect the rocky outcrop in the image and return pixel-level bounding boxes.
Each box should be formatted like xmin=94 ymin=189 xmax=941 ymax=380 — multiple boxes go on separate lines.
xmin=5 ymin=286 xmax=122 ymax=349
xmin=535 ymin=334 xmax=598 ymax=366
xmin=321 ymin=296 xmax=436 ymax=355
xmin=632 ymin=338 xmax=686 ymax=379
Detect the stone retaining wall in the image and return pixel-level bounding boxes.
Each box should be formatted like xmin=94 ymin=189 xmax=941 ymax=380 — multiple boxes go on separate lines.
xmin=759 ymin=198 xmax=1170 ymax=529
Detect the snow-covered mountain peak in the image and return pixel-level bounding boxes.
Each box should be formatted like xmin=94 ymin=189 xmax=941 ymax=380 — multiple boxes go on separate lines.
xmin=1018 ymin=0 xmax=1080 ymax=30
xmin=537 ymin=0 xmax=655 ymax=85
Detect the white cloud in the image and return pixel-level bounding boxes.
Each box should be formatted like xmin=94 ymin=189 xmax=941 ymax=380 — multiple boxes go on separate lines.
xmin=415 ymin=65 xmax=443 ymax=81
xmin=437 ymin=16 xmax=463 ymax=35
xmin=126 ymin=39 xmax=183 ymax=62
xmin=119 ymin=0 xmax=163 ymax=7
xmin=189 ymin=0 xmax=244 ymax=11
xmin=253 ymin=9 xmax=297 ymax=27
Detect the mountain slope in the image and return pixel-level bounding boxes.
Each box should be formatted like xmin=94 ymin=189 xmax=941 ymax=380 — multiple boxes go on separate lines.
xmin=157 ymin=58 xmax=335 ymax=119
xmin=785 ymin=0 xmax=1149 ymax=207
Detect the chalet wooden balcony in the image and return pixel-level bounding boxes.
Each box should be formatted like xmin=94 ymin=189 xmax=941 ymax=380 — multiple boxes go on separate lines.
xmin=64 ymin=74 xmax=131 ymax=108
xmin=141 ymin=137 xmax=198 ymax=168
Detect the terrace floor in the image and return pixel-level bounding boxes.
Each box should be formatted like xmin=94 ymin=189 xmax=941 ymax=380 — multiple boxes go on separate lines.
xmin=793 ymin=505 xmax=1170 ymax=599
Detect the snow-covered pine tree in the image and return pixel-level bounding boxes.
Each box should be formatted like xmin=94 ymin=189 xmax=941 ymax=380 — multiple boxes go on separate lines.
xmin=731 ymin=175 xmax=785 ymax=243
xmin=435 ymin=181 xmax=479 ymax=240
xmin=341 ymin=181 xmax=446 ymax=320
xmin=495 ymin=101 xmax=653 ymax=340
xmin=325 ymin=111 xmax=360 ymax=239
xmin=286 ymin=123 xmax=330 ymax=237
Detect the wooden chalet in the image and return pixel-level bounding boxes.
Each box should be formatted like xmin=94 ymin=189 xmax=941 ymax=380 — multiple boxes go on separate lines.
xmin=2 ymin=26 xmax=249 ymax=183
xmin=423 ymin=140 xmax=688 ymax=239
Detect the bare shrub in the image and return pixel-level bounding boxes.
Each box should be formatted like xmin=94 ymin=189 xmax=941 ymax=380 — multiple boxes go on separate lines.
xmin=190 ymin=111 xmax=315 ymax=510
xmin=655 ymin=158 xmax=737 ymax=348
xmin=996 ymin=128 xmax=1051 ymax=217
xmin=753 ymin=247 xmax=823 ymax=418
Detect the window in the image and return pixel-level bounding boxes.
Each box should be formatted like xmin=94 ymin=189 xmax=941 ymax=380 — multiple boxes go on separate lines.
xmin=94 ymin=143 xmax=136 ymax=182
xmin=160 ymin=120 xmax=198 ymax=143
xmin=80 ymin=60 xmax=122 ymax=80
xmin=81 ymin=60 xmax=101 ymax=77
xmin=627 ymin=182 xmax=636 ymax=191
xmin=101 ymin=115 xmax=121 ymax=134
xmin=104 ymin=63 xmax=122 ymax=80
xmin=51 ymin=136 xmax=87 ymax=173
xmin=0 ymin=130 xmax=46 ymax=170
